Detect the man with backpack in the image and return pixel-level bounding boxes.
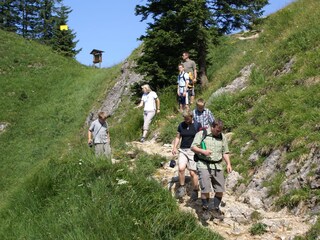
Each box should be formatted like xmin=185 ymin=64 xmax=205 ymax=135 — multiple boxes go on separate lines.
xmin=177 ymin=64 xmax=189 ymax=112
xmin=191 ymin=119 xmax=232 ymax=220
xmin=182 ymin=51 xmax=197 ymax=105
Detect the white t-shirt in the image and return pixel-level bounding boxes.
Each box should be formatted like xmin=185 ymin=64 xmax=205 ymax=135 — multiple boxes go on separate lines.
xmin=142 ymin=91 xmax=158 ymax=111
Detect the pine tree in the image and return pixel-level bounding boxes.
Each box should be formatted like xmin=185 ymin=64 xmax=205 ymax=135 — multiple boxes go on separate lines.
xmin=17 ymin=0 xmax=40 ymax=39
xmin=0 ymin=0 xmax=80 ymax=58
xmin=37 ymin=0 xmax=62 ymax=44
xmin=50 ymin=4 xmax=81 ymax=58
xmin=17 ymin=0 xmax=41 ymax=38
xmin=135 ymin=0 xmax=268 ymax=89
xmin=0 ymin=0 xmax=19 ymax=32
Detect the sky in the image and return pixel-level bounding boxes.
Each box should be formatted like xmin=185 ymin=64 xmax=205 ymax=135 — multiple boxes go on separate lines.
xmin=64 ymin=0 xmax=295 ymax=68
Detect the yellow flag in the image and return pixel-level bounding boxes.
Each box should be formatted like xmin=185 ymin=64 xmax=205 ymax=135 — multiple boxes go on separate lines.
xmin=60 ymin=25 xmax=68 ymax=31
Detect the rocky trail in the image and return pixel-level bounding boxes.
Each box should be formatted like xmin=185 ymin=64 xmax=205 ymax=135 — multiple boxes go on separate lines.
xmin=129 ymin=139 xmax=315 ymax=240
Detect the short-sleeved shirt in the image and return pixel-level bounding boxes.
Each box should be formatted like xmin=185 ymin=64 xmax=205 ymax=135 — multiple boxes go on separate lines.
xmin=182 ymin=59 xmax=196 ymax=74
xmin=178 ymin=121 xmax=202 ymax=148
xmin=177 ymin=72 xmax=189 ymax=94
xmin=191 ymin=132 xmax=229 ymax=170
xmin=142 ymin=91 xmax=158 ymax=111
xmin=193 ymin=108 xmax=215 ymax=129
xmin=89 ymin=119 xmax=109 ymax=144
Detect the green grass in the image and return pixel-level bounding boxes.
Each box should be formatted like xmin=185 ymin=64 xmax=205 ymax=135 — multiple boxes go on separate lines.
xmin=0 ymin=149 xmax=223 ymax=239
xmin=275 ymin=188 xmax=310 ymax=210
xmin=250 ymin=222 xmax=267 ymax=236
xmin=262 ymin=172 xmax=285 ymax=197
xmin=201 ymin=0 xmax=320 ymax=182
xmin=0 ymin=30 xmax=119 ymax=205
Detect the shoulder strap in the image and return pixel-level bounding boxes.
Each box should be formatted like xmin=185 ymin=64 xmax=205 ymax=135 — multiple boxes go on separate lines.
xmin=201 ymin=128 xmax=207 ymax=142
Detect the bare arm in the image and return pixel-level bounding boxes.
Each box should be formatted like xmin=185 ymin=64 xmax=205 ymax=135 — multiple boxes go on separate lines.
xmin=135 ymin=100 xmax=144 ymax=109
xmin=156 ymin=98 xmax=160 ymax=113
xmin=88 ymin=130 xmax=93 ymax=144
xmin=172 ymin=132 xmax=181 ymax=155
xmin=192 ymin=61 xmax=197 ymax=83
xmin=107 ymin=131 xmax=111 ymax=143
xmin=223 ymin=153 xmax=232 ymax=173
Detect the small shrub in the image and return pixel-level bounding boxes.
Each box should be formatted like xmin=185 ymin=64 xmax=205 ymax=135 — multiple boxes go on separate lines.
xmin=250 ymin=211 xmax=262 ymax=222
xmin=250 ymin=222 xmax=267 ymax=235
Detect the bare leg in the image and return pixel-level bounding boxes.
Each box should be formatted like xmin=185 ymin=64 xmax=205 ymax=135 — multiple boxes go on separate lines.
xmin=190 ymin=170 xmax=199 ymax=190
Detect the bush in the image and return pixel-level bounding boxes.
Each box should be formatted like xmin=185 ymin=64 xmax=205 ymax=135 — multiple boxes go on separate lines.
xmin=250 ymin=222 xmax=267 ymax=235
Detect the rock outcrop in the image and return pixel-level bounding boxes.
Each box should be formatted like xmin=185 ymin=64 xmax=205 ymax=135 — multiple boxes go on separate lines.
xmin=86 ymin=59 xmax=143 ymax=126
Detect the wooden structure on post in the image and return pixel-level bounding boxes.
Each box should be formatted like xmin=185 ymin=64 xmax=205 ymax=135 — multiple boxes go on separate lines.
xmin=90 ymin=49 xmax=104 ymax=68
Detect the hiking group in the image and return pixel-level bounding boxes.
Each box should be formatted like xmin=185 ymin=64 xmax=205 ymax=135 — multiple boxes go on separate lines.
xmin=172 ymin=99 xmax=232 ymax=221
xmin=87 ymin=51 xmax=232 ymax=222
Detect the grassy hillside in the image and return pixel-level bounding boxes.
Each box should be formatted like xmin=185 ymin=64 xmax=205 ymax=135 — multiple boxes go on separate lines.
xmin=0 ymin=30 xmax=119 ymax=204
xmin=0 ymin=0 xmax=319 ymax=239
xmin=206 ymin=0 xmax=320 ymax=184
xmin=0 ymin=30 xmax=222 ymax=239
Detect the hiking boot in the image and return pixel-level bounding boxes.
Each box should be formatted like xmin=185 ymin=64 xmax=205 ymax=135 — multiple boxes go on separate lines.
xmin=140 ymin=137 xmax=145 ymax=143
xmin=211 ymin=208 xmax=224 ymax=220
xmin=202 ymin=205 xmax=211 ymax=221
xmin=176 ymin=185 xmax=186 ymax=198
xmin=190 ymin=190 xmax=198 ymax=201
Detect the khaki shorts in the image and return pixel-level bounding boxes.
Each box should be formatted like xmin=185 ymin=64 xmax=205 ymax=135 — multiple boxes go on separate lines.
xmin=198 ymin=167 xmax=225 ymax=193
xmin=178 ymin=148 xmax=197 ymax=171
xmin=95 ymin=143 xmax=112 ymax=158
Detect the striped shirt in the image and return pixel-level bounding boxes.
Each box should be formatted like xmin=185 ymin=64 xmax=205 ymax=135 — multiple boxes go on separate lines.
xmin=193 ymin=108 xmax=215 ymax=129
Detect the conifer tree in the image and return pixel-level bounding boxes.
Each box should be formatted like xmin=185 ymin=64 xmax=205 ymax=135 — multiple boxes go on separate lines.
xmin=17 ymin=0 xmax=40 ymax=38
xmin=135 ymin=0 xmax=268 ymax=88
xmin=50 ymin=5 xmax=81 ymax=58
xmin=37 ymin=0 xmax=62 ymax=44
xmin=0 ymin=0 xmax=19 ymax=32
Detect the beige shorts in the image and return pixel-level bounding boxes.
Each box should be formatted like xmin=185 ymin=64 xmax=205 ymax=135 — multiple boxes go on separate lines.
xmin=95 ymin=143 xmax=112 ymax=158
xmin=178 ymin=148 xmax=197 ymax=171
xmin=198 ymin=167 xmax=225 ymax=193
